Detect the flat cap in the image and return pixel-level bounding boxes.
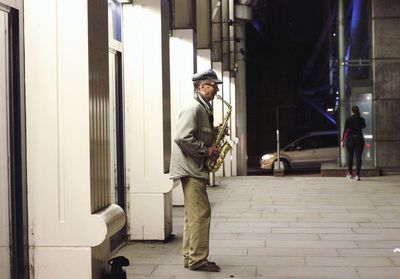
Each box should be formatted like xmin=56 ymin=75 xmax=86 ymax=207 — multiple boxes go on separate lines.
xmin=192 ymin=69 xmax=223 ymax=84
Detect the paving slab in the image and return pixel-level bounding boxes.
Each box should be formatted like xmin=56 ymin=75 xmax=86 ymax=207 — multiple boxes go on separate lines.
xmin=390 ymin=256 xmax=400 ymax=266
xmin=152 ymin=264 xmax=256 ymax=278
xmin=248 ymin=247 xmax=339 ymax=257
xmin=305 ymin=256 xmax=393 ymax=266
xmin=209 ymin=255 xmax=305 ymax=266
xmin=115 ymin=175 xmax=400 ymax=278
xmin=338 ymin=248 xmax=398 ymax=257
xmin=257 ymin=266 xmax=359 ymax=277
xmin=356 ymin=267 xmax=400 ymax=277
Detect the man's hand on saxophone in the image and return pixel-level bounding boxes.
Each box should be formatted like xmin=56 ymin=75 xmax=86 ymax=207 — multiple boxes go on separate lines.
xmin=207 ymin=146 xmax=220 ymax=160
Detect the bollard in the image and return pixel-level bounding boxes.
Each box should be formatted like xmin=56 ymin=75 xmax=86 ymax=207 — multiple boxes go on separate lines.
xmin=273 ymin=161 xmax=285 ymax=177
xmin=109 ymin=256 xmax=130 ymax=279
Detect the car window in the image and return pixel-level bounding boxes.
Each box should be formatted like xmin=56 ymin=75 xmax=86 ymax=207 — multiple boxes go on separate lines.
xmin=285 ymin=133 xmax=339 ymax=151
xmin=294 ymin=136 xmax=319 ymax=150
xmin=319 ymin=134 xmax=338 ymax=148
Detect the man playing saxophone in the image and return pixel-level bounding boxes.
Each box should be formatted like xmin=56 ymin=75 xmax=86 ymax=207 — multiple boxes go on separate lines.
xmin=170 ymin=69 xmax=226 ymax=272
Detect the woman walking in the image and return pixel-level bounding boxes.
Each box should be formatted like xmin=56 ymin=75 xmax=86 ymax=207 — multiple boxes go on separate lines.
xmin=341 ymin=105 xmax=366 ymax=181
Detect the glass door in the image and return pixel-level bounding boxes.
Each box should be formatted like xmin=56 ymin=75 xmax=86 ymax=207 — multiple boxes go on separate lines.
xmin=0 ymin=9 xmax=11 ymax=279
xmin=351 ymin=90 xmax=373 ymax=166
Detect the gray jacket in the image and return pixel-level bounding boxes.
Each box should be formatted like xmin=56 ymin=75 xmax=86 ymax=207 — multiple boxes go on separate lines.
xmin=169 ymin=94 xmax=215 ymax=182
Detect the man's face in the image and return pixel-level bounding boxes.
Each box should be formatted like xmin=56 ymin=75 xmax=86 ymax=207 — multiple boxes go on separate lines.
xmin=199 ymin=80 xmax=219 ymax=101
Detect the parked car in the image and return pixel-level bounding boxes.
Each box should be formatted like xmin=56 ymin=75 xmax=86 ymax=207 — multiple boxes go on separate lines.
xmin=260 ymin=131 xmax=339 ymax=171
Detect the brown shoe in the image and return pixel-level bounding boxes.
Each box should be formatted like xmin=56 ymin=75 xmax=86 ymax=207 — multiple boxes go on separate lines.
xmin=185 ymin=259 xmax=216 ymax=269
xmin=190 ymin=261 xmax=220 ymax=272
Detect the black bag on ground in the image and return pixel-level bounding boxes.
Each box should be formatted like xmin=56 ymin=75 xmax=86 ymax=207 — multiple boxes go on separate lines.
xmin=108 ymin=256 xmax=130 ymax=279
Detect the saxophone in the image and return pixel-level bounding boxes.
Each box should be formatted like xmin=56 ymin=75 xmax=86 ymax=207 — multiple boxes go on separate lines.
xmin=205 ymin=94 xmax=233 ymax=172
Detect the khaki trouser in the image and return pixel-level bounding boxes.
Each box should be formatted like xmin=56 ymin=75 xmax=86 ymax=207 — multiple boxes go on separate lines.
xmin=181 ymin=176 xmax=211 ymax=269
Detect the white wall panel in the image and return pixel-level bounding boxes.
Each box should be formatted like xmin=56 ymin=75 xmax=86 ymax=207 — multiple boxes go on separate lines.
xmin=25 ymin=0 xmax=106 ymax=247
xmin=123 ymin=0 xmax=172 ymax=240
xmin=24 ymin=1 xmax=124 ymax=278
xmin=123 ymin=1 xmax=172 ymax=192
xmin=170 ymin=29 xmax=196 ymax=206
xmin=34 ymin=247 xmax=91 ymax=279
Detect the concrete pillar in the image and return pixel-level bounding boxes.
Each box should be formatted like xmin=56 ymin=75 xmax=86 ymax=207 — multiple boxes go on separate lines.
xmin=222 ymin=0 xmax=238 ymax=176
xmin=222 ymin=70 xmax=233 ymax=177
xmin=197 ymin=49 xmax=212 ymax=71
xmin=229 ymin=0 xmax=235 ymax=72
xmin=338 ymin=0 xmax=347 ymax=167
xmin=230 ymin=76 xmax=238 ymax=176
xmin=197 ymin=0 xmax=211 ymax=49
xmin=196 ymin=0 xmax=212 ymax=71
xmin=123 ymin=0 xmax=173 ymax=240
xmin=233 ymin=2 xmax=251 ymax=176
xmin=222 ymin=0 xmax=230 ymax=71
xmin=170 ymin=0 xmax=197 ymax=206
xmin=210 ymin=0 xmax=239 ymax=178
xmin=226 ymin=0 xmax=238 ymax=177
xmin=211 ymin=0 xmax=223 ymax=62
xmin=25 ymin=1 xmax=125 ymax=278
xmin=235 ymin=20 xmax=248 ymax=176
xmin=372 ymin=0 xmax=400 ymax=173
xmin=211 ymin=15 xmax=235 ymax=179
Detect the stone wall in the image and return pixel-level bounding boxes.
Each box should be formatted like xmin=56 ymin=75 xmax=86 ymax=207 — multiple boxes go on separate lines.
xmin=372 ymin=0 xmax=400 ymax=173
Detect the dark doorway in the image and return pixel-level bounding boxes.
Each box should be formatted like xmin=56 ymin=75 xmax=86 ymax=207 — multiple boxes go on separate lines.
xmin=109 ymin=51 xmax=127 ymax=252
xmin=2 ymin=7 xmax=29 ymax=279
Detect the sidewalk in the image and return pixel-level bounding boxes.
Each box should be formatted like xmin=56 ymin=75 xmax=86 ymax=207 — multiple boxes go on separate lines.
xmin=115 ymin=175 xmax=400 ymax=278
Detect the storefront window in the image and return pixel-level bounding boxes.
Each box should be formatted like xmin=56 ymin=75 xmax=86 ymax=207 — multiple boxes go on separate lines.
xmin=341 ymin=0 xmax=373 ymax=167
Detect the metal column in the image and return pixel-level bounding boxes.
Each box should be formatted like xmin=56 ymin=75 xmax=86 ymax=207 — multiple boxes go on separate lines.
xmin=338 ymin=0 xmax=347 ymax=166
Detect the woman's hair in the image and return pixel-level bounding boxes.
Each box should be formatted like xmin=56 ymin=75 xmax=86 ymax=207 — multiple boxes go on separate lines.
xmin=351 ymin=105 xmax=361 ymax=117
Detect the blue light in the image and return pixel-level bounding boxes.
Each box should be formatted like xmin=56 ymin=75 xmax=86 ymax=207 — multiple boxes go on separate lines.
xmin=302 ymin=97 xmax=337 ymax=126
xmin=345 ymin=0 xmax=362 ymax=81
xmin=251 ymin=19 xmax=263 ymax=38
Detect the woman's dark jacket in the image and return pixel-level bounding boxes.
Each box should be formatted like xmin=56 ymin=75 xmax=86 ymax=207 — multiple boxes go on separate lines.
xmin=342 ymin=114 xmax=366 ymax=144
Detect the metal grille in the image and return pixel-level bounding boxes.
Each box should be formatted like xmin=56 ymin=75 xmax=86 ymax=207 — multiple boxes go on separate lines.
xmin=88 ymin=0 xmax=111 ymax=213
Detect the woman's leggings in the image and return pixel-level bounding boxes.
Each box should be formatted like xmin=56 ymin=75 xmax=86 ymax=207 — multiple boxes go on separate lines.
xmin=346 ymin=140 xmax=364 ymax=176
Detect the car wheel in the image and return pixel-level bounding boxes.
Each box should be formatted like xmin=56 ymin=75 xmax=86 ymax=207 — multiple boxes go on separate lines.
xmin=282 ymin=159 xmax=290 ymax=171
